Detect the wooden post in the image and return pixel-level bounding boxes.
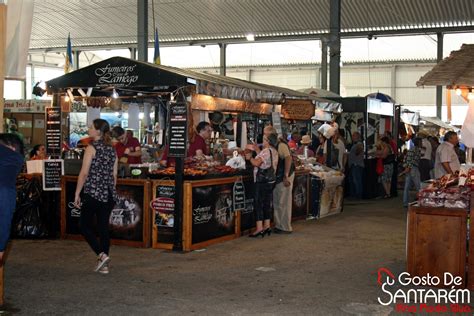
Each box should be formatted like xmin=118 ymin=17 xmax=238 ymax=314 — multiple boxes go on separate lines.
xmin=446 ymin=88 xmax=452 ymax=123
xmin=0 ymin=3 xmax=6 ymax=133
xmin=0 ymin=3 xmax=6 ymax=304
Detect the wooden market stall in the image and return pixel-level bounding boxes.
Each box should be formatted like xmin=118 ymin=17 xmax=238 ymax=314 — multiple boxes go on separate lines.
xmin=46 ymin=56 xmax=336 ymax=251
xmin=406 ymin=43 xmax=474 ymax=288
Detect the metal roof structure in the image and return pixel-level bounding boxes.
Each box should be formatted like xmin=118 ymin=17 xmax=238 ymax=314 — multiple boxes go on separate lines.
xmin=30 ymin=0 xmax=474 ymax=51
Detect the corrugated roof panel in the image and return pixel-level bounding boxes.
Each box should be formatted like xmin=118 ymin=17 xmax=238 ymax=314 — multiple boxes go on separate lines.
xmin=29 ymin=0 xmax=474 ymax=50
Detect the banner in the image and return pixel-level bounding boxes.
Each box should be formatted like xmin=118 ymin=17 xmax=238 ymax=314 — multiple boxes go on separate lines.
xmin=5 ymin=0 xmax=34 ymax=79
xmin=461 ymin=99 xmax=474 ymax=148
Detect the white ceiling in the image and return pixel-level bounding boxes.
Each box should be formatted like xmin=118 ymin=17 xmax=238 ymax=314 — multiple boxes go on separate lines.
xmin=30 ymin=0 xmax=474 ymax=51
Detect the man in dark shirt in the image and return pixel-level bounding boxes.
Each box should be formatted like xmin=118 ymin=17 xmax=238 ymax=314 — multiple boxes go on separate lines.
xmin=0 ymin=134 xmax=24 ymax=266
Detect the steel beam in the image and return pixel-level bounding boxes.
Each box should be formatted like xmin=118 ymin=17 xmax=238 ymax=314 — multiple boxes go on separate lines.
xmin=137 ymin=0 xmax=148 ymax=62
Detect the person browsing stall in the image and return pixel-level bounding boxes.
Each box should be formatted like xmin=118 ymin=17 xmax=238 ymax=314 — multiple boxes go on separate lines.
xmin=245 ymin=133 xmax=279 ymax=238
xmin=0 ymin=134 xmax=24 ymax=267
xmin=253 ymin=125 xmax=295 ymax=234
xmin=113 ymin=126 xmax=142 ymax=164
xmin=295 ymin=135 xmax=315 ymax=157
xmin=74 ymin=119 xmax=118 ymax=274
xmin=434 ymin=131 xmax=461 ymax=178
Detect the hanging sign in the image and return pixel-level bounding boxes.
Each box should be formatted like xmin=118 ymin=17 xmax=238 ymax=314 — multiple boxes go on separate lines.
xmin=281 ymin=100 xmax=315 ymax=120
xmin=168 ymin=102 xmax=188 ymax=158
xmin=42 ymin=159 xmax=64 ymax=191
xmin=271 ymin=112 xmax=283 ymax=137
xmin=45 ymin=107 xmax=62 ymax=158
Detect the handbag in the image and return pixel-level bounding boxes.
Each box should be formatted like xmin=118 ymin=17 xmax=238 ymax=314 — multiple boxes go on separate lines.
xmin=376 ymin=158 xmax=384 ymax=175
xmin=256 ymin=149 xmax=276 ymax=183
xmin=383 ymin=153 xmax=395 ymax=165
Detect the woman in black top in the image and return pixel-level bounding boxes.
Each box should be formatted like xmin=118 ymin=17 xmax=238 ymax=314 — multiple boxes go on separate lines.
xmin=74 ymin=119 xmax=117 ymax=274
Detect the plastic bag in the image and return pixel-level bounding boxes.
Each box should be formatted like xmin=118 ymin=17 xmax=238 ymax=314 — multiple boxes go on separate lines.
xmin=12 ymin=177 xmax=48 ymax=238
xmin=226 ymin=151 xmax=246 ymax=169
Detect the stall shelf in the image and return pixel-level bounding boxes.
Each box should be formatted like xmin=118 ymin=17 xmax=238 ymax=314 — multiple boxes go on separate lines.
xmin=151 ymin=175 xmax=252 ymax=251
xmin=61 ymin=176 xmax=152 ymax=248
xmin=406 ymin=193 xmax=474 ymax=289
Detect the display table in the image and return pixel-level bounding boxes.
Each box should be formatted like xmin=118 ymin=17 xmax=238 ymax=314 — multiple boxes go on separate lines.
xmin=310 ymin=172 xmax=344 ymax=219
xmin=60 ymin=176 xmax=151 ymax=248
xmin=406 ymin=193 xmax=474 ymax=289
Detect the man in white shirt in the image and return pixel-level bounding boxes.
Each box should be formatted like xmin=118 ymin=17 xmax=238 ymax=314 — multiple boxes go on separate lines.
xmin=419 ymin=132 xmax=433 ymax=181
xmin=434 ymin=131 xmax=461 ymax=178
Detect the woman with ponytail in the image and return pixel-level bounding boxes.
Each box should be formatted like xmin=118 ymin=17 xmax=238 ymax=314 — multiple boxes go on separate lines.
xmin=74 ymin=119 xmax=117 ymax=274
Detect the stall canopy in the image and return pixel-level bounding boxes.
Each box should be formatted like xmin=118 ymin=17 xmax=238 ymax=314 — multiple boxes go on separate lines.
xmin=420 ymin=116 xmax=460 ymax=131
xmin=46 ymin=56 xmax=339 ymax=116
xmin=416 ymin=44 xmax=474 ymax=88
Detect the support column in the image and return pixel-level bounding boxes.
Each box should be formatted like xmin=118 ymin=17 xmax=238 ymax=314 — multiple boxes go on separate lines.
xmin=129 ymin=47 xmax=137 ymax=60
xmin=329 ymin=0 xmax=341 ymax=94
xmin=391 ymin=65 xmax=397 ymax=101
xmin=321 ymin=38 xmax=328 ymax=90
xmin=0 ymin=5 xmax=5 ymax=304
xmin=247 ymin=69 xmax=252 ymax=81
xmin=436 ymin=33 xmax=443 ymax=119
xmin=74 ymin=50 xmax=80 ymax=70
xmin=219 ymin=43 xmax=227 ymax=76
xmin=137 ymin=0 xmax=148 ymax=62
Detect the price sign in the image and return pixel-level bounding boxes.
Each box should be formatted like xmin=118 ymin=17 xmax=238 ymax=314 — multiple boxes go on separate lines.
xmin=45 ymin=107 xmax=62 ymax=158
xmin=42 ymin=159 xmax=64 ymax=191
xmin=168 ymin=102 xmax=188 ymax=158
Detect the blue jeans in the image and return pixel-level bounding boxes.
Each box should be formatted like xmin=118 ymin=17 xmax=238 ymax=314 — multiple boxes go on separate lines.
xmin=0 ymin=187 xmax=17 ymax=251
xmin=403 ymin=167 xmax=421 ymax=207
xmin=349 ymin=165 xmax=364 ymax=198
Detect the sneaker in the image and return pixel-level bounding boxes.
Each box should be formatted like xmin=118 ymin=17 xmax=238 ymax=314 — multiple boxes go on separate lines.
xmin=98 ymin=263 xmax=109 ymax=274
xmin=94 ymin=252 xmax=110 ymax=272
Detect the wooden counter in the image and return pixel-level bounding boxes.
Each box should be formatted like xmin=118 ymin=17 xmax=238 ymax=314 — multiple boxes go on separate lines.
xmin=407 ymin=193 xmax=474 ymax=289
xmin=61 ymin=176 xmax=151 ymax=248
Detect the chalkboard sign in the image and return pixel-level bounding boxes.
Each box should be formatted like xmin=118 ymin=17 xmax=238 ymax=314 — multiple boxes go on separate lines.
xmin=192 ymin=183 xmax=235 ymax=244
xmin=42 ymin=159 xmax=64 ymax=191
xmin=151 ymin=185 xmax=175 ymax=244
xmin=168 ymin=102 xmax=188 ymax=158
xmin=233 ymin=178 xmax=245 ymax=212
xmin=45 ymin=107 xmax=62 ymax=158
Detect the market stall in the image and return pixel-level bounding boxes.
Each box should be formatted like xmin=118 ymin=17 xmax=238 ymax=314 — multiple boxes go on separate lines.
xmin=407 ymin=170 xmax=474 ymax=289
xmin=46 ymin=56 xmax=339 ymax=250
xmin=330 ymin=96 xmax=396 ymax=198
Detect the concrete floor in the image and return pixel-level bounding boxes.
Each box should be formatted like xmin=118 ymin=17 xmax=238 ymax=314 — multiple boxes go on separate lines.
xmin=1 ymin=195 xmax=418 ymax=315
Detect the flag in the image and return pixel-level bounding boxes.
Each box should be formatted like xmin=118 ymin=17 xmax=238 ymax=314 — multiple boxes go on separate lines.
xmin=153 ymin=27 xmax=161 ymax=65
xmin=64 ymin=33 xmax=73 ymax=73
